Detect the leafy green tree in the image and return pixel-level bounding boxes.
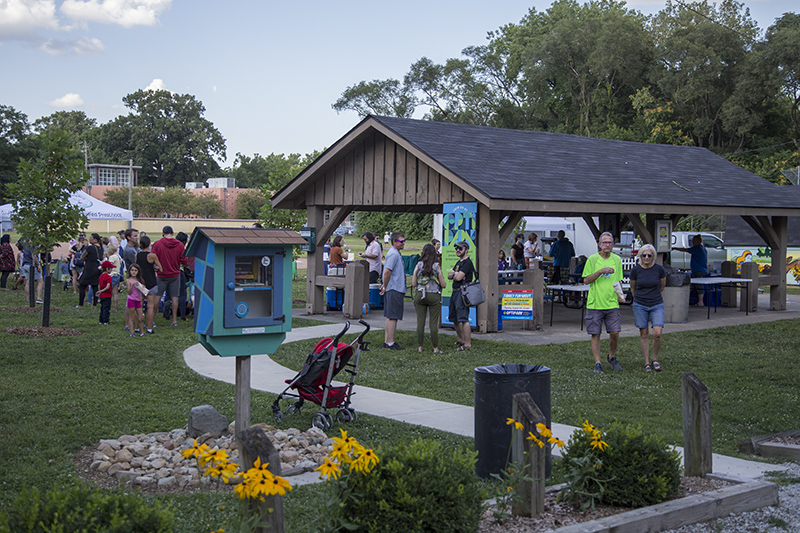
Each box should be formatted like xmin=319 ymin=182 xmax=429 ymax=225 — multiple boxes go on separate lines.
xmin=103 ymin=187 xmax=226 ymax=218
xmin=0 ymin=105 xmax=37 ymax=201
xmin=93 ymin=89 xmax=226 ymax=187
xmin=235 ymin=189 xmax=267 ymax=219
xmin=258 ymin=152 xmax=321 ymax=231
xmin=226 ymin=152 xmax=304 ymax=189
xmin=32 ymin=111 xmax=97 ymax=151
xmin=332 ymin=79 xmax=417 ymax=118
xmin=8 ymin=130 xmax=89 ymax=325
xmin=763 ymin=13 xmax=800 ymax=139
xmin=355 ymin=211 xmax=433 ymax=240
xmin=649 ymin=0 xmax=760 ymax=151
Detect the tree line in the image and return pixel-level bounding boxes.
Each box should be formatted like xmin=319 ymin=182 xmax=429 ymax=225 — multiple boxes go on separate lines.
xmin=333 ymin=0 xmax=800 ymax=184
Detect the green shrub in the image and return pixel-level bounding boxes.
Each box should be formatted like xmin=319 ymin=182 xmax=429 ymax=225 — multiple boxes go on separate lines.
xmin=0 ymin=485 xmax=175 ymax=533
xmin=341 ymin=438 xmax=486 ymax=532
xmin=564 ymin=422 xmax=681 ymax=508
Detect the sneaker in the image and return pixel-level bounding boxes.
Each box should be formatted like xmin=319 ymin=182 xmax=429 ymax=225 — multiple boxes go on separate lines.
xmin=607 ymin=356 xmax=623 ymax=371
xmin=123 ymin=326 xmax=130 ymax=332
xmin=139 ymin=333 xmax=146 ymax=337
xmin=382 ymin=342 xmax=404 ymax=350
xmin=129 ymin=334 xmax=135 ymax=338
xmin=36 ymin=300 xmax=43 ymax=304
xmin=147 ymin=329 xmax=154 ymax=334
xmin=594 ymin=363 xmax=603 ymax=373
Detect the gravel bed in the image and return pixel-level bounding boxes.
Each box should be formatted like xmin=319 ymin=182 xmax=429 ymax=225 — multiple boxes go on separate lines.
xmin=661 ymin=462 xmax=800 ymax=533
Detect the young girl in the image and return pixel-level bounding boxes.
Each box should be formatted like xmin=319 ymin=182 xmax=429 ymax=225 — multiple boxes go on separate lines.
xmin=125 ymin=264 xmax=149 ymax=337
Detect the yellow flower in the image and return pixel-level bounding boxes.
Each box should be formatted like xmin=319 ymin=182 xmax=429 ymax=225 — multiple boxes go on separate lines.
xmin=353 ymin=448 xmax=380 ymax=474
xmin=549 ymin=437 xmax=566 ymax=449
xmin=181 ymin=439 xmax=210 ymax=460
xmin=582 ymin=420 xmax=595 ymax=434
xmin=590 ymin=438 xmax=609 ymax=452
xmin=315 ymin=457 xmax=342 ymax=481
xmin=536 ymin=423 xmax=552 ymax=438
xmin=199 ymin=448 xmax=230 ymax=469
xmin=507 ymin=418 xmax=524 ymax=431
xmin=506 ymin=486 xmax=513 ymax=492
xmin=526 ymin=432 xmax=544 ymax=448
xmin=264 ymin=474 xmax=293 ymax=496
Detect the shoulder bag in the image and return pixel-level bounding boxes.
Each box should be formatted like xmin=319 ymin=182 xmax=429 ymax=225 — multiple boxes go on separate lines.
xmin=460 ymin=264 xmax=485 ymax=307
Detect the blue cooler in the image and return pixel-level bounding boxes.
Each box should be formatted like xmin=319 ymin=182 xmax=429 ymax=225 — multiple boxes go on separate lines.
xmin=326 ymin=287 xmax=344 ymax=311
xmin=369 ymin=283 xmax=383 ymax=309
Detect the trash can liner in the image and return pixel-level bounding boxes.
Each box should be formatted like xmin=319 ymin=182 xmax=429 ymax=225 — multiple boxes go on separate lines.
xmin=474 ymin=364 xmax=551 ymax=478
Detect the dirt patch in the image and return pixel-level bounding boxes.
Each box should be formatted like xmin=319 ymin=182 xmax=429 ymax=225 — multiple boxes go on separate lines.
xmin=4 ymin=326 xmax=83 ymax=337
xmin=479 ymin=476 xmax=732 ymax=532
xmin=3 ymin=306 xmax=63 ymax=313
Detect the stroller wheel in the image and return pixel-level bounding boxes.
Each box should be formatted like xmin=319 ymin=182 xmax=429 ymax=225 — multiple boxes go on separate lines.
xmin=336 ymin=409 xmax=353 ymax=423
xmin=274 ymin=410 xmax=284 ymax=424
xmin=312 ymin=412 xmax=332 ymax=431
xmin=348 ymin=408 xmax=358 ymax=422
xmin=287 ymin=403 xmax=302 ymax=416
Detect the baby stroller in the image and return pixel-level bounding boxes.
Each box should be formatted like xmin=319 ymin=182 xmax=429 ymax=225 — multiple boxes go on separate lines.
xmin=272 ymin=319 xmax=370 ymax=431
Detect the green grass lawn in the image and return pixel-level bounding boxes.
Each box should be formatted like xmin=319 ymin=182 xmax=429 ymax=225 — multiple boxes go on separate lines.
xmin=1 ymin=279 xmax=799 ymax=531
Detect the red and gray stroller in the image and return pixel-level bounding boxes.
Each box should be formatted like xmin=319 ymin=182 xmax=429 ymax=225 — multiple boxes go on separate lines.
xmin=271 ymin=319 xmax=370 ymax=431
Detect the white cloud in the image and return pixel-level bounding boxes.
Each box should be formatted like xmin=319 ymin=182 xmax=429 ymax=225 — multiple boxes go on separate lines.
xmin=60 ymin=0 xmax=171 ymax=28
xmin=212 ymin=85 xmax=217 ymax=95
xmin=47 ymin=92 xmax=85 ymax=108
xmin=40 ymin=35 xmax=104 ymax=55
xmin=0 ymin=0 xmax=60 ymax=40
xmin=145 ymin=78 xmax=169 ymax=92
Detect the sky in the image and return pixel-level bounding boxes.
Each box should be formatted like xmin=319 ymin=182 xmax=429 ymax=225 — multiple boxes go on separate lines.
xmin=1 ymin=0 xmax=796 ymax=168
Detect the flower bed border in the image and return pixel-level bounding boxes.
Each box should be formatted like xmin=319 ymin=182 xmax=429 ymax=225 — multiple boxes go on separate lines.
xmin=738 ymin=429 xmax=800 ymax=461
xmin=550 ymin=475 xmax=777 ymax=533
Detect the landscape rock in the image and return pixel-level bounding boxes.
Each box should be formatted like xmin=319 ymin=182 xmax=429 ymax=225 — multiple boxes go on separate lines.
xmin=187 ymin=405 xmax=228 ymax=438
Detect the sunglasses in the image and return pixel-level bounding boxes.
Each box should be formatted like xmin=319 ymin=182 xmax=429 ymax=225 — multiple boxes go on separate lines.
xmin=641 ymin=253 xmax=653 ymax=258
xmin=395 ymin=238 xmax=406 ymax=243
xmin=454 ymin=246 xmax=464 ymax=251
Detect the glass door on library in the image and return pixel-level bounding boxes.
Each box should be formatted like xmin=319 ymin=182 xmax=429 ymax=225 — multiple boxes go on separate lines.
xmin=223 ymin=247 xmax=285 ymax=328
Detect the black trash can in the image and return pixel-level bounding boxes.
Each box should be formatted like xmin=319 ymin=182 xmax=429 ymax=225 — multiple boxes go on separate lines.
xmin=474 ymin=364 xmax=551 ymax=478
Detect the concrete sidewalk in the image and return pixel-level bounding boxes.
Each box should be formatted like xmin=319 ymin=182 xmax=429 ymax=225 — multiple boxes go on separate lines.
xmin=183 ymin=302 xmax=796 ymax=479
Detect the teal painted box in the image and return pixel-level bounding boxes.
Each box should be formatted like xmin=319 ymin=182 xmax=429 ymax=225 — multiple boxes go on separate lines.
xmin=185 ymin=227 xmax=307 ymax=357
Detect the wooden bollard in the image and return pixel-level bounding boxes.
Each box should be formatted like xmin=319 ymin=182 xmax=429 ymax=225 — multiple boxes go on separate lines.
xmin=681 ymin=372 xmax=712 ymax=477
xmin=238 ymin=427 xmax=285 ymax=533
xmin=511 ymin=392 xmax=546 ymax=517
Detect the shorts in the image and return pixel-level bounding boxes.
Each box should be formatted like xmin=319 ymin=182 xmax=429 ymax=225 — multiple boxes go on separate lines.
xmin=632 ymin=302 xmax=665 ymax=329
xmin=383 ymin=290 xmax=404 ymax=320
xmin=448 ymin=290 xmax=470 ymax=323
xmin=585 ymin=308 xmax=622 ymax=335
xmin=127 ymin=298 xmax=142 ymax=309
xmin=21 ymin=264 xmax=43 ymax=281
xmin=111 ymin=274 xmax=121 ymax=287
xmin=369 ymin=270 xmax=379 ymax=284
xmin=147 ymin=285 xmax=159 ymax=296
xmin=157 ymin=276 xmax=180 ymax=297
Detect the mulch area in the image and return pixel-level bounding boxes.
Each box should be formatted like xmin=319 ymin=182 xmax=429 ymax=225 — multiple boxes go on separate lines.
xmin=3 ymin=306 xmax=82 ymax=337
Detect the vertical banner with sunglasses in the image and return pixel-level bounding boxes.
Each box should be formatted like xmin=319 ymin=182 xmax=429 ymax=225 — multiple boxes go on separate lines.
xmin=441 ymin=202 xmax=478 ymax=328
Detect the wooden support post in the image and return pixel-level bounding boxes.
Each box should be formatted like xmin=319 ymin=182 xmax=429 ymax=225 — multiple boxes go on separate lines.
xmin=740 ymin=262 xmax=759 ymax=313
xmin=343 ymin=261 xmax=368 ymax=318
xmin=238 ymin=426 xmax=285 ymax=533
xmin=511 ymin=392 xmax=546 ymax=517
xmin=682 ymin=372 xmax=712 ymax=477
xmin=770 ymin=216 xmax=787 ymax=311
xmin=306 ymin=206 xmax=325 ymax=315
xmin=235 ymin=356 xmax=251 ymax=444
xmin=720 ymin=261 xmax=737 ymax=307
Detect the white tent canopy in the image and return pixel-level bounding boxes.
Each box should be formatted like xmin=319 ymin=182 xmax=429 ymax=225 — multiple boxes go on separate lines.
xmin=0 ymin=190 xmax=132 ymax=232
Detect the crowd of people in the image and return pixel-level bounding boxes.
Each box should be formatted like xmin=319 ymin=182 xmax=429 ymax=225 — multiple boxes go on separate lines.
xmin=1 ymin=225 xmax=195 ymax=334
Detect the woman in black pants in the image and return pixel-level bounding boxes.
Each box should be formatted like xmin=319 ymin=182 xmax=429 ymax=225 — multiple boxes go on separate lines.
xmin=77 ymin=233 xmax=102 ymax=307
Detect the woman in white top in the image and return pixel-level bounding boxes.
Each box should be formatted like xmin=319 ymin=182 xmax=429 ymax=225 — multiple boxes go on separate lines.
xmin=523 ymin=233 xmax=541 ymax=268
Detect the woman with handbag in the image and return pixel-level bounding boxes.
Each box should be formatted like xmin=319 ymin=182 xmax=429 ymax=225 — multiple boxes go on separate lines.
xmin=412 ymin=244 xmax=447 ymax=354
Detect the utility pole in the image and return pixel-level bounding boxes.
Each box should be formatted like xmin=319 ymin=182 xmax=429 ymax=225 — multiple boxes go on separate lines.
xmin=128 ymin=159 xmax=133 ymax=229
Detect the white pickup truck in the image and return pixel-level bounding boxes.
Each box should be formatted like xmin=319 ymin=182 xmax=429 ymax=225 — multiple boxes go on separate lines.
xmin=670 ymin=232 xmax=727 ymax=271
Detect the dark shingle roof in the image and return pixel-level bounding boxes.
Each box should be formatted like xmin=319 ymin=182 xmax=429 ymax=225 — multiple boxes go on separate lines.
xmin=724 ymin=215 xmax=800 ymax=246
xmin=372 ymin=116 xmax=800 ymax=210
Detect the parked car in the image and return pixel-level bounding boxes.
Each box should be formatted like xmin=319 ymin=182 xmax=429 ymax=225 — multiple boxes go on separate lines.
xmin=669 ymin=232 xmax=727 ymax=271
xmin=612 ymin=231 xmax=641 ymax=258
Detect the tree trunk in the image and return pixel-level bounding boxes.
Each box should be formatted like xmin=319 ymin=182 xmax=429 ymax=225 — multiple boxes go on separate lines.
xmin=42 ymin=262 xmax=51 ymax=327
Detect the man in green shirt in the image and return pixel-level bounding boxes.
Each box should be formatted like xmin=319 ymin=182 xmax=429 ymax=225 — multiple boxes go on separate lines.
xmin=583 ymin=232 xmax=626 ymax=373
